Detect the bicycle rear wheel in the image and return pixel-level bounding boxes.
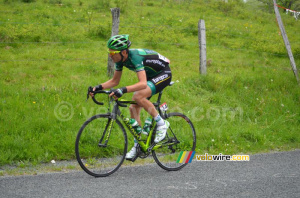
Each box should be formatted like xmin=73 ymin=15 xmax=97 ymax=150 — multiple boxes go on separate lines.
xmin=152 ymin=112 xmax=196 ymax=171
xmin=75 ymin=114 xmax=127 ymax=177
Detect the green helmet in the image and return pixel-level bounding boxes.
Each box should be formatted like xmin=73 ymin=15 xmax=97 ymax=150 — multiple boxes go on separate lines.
xmin=107 ymin=34 xmax=131 ymax=50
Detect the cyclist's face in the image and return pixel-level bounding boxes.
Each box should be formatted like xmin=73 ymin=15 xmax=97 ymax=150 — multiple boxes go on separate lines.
xmin=108 ymin=49 xmax=122 ymax=63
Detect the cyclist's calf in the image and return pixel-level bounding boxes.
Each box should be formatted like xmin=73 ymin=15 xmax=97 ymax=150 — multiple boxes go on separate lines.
xmin=129 ymin=104 xmax=142 ymax=124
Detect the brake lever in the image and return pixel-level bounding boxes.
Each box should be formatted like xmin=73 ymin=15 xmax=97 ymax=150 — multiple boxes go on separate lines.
xmin=86 ymin=86 xmax=93 ymax=101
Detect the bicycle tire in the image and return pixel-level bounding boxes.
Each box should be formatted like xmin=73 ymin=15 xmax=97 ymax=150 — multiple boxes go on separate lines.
xmin=152 ymin=112 xmax=196 ymax=171
xmin=75 ymin=114 xmax=127 ymax=177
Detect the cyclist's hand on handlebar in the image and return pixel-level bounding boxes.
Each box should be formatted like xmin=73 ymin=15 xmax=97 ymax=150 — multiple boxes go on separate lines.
xmin=109 ymin=87 xmax=127 ymax=100
xmin=89 ymin=84 xmax=103 ymax=97
xmin=89 ymin=88 xmax=95 ymax=97
xmin=109 ymin=89 xmax=122 ymax=100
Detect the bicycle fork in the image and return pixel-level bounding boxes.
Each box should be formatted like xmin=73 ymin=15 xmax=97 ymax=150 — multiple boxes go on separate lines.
xmin=98 ymin=105 xmax=120 ymax=147
xmin=98 ymin=118 xmax=114 ymax=147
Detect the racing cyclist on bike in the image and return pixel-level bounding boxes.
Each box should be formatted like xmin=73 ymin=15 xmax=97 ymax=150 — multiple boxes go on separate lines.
xmin=91 ymin=34 xmax=172 ymax=160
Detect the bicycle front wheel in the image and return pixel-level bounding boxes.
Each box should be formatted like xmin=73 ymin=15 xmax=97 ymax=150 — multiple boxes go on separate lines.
xmin=75 ymin=114 xmax=127 ymax=177
xmin=152 ymin=112 xmax=196 ymax=171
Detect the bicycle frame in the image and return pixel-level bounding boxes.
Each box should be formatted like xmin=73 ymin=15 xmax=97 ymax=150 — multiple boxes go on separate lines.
xmin=97 ymin=90 xmax=176 ymax=154
xmin=106 ymin=100 xmax=159 ymax=153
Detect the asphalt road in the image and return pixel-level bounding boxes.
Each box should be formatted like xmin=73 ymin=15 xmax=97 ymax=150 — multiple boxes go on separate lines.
xmin=0 ymin=150 xmax=299 ymax=198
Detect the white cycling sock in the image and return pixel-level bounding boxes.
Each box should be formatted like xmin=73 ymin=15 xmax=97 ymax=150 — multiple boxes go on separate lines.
xmin=154 ymin=114 xmax=164 ymax=126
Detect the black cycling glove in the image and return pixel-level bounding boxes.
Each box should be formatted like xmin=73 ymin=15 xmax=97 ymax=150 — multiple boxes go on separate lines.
xmin=94 ymin=84 xmax=103 ymax=91
xmin=113 ymin=87 xmax=127 ymax=98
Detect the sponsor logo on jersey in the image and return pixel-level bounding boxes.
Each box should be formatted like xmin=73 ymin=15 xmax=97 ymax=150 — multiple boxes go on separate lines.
xmin=145 ymin=59 xmax=166 ymax=67
xmin=152 ymin=74 xmax=169 ymax=83
xmin=144 ymin=49 xmax=156 ymax=54
xmin=158 ymin=54 xmax=170 ymax=63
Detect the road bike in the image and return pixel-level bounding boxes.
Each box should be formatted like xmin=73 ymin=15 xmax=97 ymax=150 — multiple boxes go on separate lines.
xmin=75 ymin=82 xmax=196 ymax=177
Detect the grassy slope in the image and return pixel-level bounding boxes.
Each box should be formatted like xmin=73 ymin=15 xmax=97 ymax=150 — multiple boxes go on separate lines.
xmin=0 ymin=0 xmax=299 ymax=166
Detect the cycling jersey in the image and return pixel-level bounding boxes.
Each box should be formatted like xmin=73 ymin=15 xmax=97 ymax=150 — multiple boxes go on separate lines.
xmin=115 ymin=49 xmax=171 ymax=79
xmin=115 ymin=49 xmax=172 ymax=96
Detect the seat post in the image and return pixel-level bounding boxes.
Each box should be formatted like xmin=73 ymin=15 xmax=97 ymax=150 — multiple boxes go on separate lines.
xmin=156 ymin=91 xmax=163 ymax=106
xmin=154 ymin=81 xmax=173 ymax=107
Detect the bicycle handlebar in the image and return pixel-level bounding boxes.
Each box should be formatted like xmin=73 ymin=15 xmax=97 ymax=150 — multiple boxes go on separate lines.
xmin=87 ymin=86 xmax=128 ymax=107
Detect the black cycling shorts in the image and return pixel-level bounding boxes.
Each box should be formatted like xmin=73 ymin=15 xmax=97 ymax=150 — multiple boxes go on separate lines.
xmin=147 ymin=67 xmax=172 ymax=96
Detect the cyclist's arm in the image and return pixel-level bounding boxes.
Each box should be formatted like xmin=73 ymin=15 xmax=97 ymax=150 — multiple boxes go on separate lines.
xmin=125 ymin=70 xmax=147 ymax=93
xmin=99 ymin=70 xmax=122 ymax=90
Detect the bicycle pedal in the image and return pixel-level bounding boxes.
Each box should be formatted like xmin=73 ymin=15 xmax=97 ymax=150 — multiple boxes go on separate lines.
xmin=126 ymin=151 xmax=140 ymax=162
xmin=130 ymin=154 xmax=139 ymax=162
xmin=126 ymin=145 xmax=141 ymax=162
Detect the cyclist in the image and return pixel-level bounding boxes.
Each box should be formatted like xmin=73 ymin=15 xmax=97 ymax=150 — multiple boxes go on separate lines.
xmin=91 ymin=34 xmax=172 ymax=160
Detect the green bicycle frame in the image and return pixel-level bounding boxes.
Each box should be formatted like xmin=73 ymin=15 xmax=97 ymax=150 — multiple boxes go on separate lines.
xmin=101 ymin=99 xmax=175 ymax=153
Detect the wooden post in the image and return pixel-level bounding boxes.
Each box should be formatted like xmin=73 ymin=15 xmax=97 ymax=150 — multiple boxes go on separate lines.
xmin=198 ymin=19 xmax=206 ymax=75
xmin=107 ymin=8 xmax=120 ymax=77
xmin=273 ymin=0 xmax=299 ymax=84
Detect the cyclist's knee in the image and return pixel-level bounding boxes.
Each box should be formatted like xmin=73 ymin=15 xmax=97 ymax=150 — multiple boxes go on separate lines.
xmin=132 ymin=88 xmax=151 ymax=102
xmin=132 ymin=92 xmax=147 ymax=103
xmin=132 ymin=93 xmax=142 ymax=102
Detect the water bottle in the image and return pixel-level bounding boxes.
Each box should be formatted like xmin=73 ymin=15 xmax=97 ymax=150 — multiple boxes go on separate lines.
xmin=129 ymin=118 xmax=142 ymax=135
xmin=142 ymin=117 xmax=152 ymax=136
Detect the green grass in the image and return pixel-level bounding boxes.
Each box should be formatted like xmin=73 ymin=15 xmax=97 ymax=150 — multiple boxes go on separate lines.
xmin=0 ymin=0 xmax=299 ymax=166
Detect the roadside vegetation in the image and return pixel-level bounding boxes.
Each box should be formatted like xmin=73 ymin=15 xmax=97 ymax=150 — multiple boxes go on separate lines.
xmin=0 ymin=0 xmax=299 ymax=168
